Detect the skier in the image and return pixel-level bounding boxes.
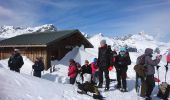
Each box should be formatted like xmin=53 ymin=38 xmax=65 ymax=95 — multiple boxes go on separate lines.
xmin=144 ymin=48 xmax=162 ymax=100
xmin=114 ymin=47 xmax=131 ymax=92
xmin=68 ymin=59 xmax=78 ymax=84
xmin=8 ymin=49 xmax=24 ymax=73
xmin=81 ymin=60 xmax=92 ymax=83
xmin=32 ymin=57 xmax=44 ymax=78
xmin=91 ymin=58 xmax=99 ymax=85
xmin=97 ymin=40 xmax=113 ymax=91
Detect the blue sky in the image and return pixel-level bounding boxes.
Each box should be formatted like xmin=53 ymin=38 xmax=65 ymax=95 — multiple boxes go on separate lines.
xmin=0 ymin=0 xmax=170 ymax=41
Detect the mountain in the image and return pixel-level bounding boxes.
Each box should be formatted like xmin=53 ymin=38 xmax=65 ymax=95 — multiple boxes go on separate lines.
xmin=0 ymin=25 xmax=170 ymax=100
xmin=0 ymin=24 xmax=57 ymax=39
xmin=88 ymin=31 xmax=170 ymax=53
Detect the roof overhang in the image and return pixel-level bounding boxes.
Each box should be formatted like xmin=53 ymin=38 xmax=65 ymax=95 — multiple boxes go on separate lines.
xmin=0 ymin=45 xmax=47 ymax=48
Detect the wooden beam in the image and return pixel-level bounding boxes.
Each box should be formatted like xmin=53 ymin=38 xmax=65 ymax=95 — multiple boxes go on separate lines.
xmin=0 ymin=45 xmax=47 ymax=47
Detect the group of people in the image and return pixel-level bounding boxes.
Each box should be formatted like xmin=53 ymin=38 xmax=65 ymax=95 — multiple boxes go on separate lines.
xmin=7 ymin=41 xmax=169 ymax=100
xmin=8 ymin=49 xmax=44 ymax=78
xmin=68 ymin=40 xmax=170 ymax=100
xmin=68 ymin=40 xmax=131 ymax=92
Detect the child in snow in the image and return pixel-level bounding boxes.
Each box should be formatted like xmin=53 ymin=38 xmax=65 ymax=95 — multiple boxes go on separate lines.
xmin=32 ymin=57 xmax=44 ymax=78
xmin=68 ymin=59 xmax=78 ymax=84
xmin=114 ymin=47 xmax=131 ymax=92
xmin=81 ymin=60 xmax=92 ymax=83
xmin=91 ymin=58 xmax=99 ymax=85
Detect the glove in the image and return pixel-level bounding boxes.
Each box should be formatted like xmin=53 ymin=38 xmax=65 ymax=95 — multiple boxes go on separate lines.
xmin=156 ymin=65 xmax=160 ymax=70
xmin=108 ymin=66 xmax=113 ymax=71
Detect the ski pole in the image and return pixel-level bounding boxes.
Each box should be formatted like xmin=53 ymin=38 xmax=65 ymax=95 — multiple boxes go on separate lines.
xmin=156 ymin=65 xmax=160 ymax=86
xmin=165 ymin=64 xmax=168 ymax=82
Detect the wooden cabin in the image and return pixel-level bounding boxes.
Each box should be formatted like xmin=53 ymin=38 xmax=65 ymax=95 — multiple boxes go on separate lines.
xmin=0 ymin=29 xmax=93 ymax=70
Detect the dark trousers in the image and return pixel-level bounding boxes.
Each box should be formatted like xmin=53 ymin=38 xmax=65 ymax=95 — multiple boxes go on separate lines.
xmin=10 ymin=68 xmax=20 ymax=73
xmin=70 ymin=77 xmax=76 ymax=85
xmin=146 ymin=75 xmax=155 ymax=97
xmin=33 ymin=71 xmax=41 ymax=78
xmin=98 ymin=68 xmax=110 ymax=88
xmin=116 ymin=68 xmax=127 ymax=89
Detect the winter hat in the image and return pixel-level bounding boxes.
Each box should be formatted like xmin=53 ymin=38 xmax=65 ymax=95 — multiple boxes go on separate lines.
xmin=120 ymin=47 xmax=126 ymax=52
xmin=93 ymin=58 xmax=97 ymax=63
xmin=145 ymin=48 xmax=153 ymax=55
xmin=100 ymin=40 xmax=106 ymax=45
xmin=168 ymin=51 xmax=170 ymax=55
xmin=83 ymin=74 xmax=91 ymax=83
xmin=69 ymin=59 xmax=75 ymax=63
xmin=85 ymin=60 xmax=89 ymax=64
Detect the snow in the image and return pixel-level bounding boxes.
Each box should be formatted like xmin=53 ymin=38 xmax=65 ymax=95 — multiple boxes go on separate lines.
xmin=0 ymin=29 xmax=170 ymax=100
xmin=0 ymin=24 xmax=57 ymax=39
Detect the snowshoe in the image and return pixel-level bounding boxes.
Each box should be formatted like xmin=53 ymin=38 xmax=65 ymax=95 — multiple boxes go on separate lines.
xmin=114 ymin=84 xmax=121 ymax=89
xmin=77 ymin=90 xmax=87 ymax=94
xmin=145 ymin=96 xmax=152 ymax=100
xmin=93 ymin=94 xmax=105 ymax=100
xmin=97 ymin=84 xmax=103 ymax=88
xmin=104 ymin=88 xmax=109 ymax=91
xmin=120 ymin=88 xmax=128 ymax=92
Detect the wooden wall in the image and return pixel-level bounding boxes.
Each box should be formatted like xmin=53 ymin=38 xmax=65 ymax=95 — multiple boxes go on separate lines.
xmin=0 ymin=47 xmax=48 ymax=70
xmin=0 ymin=32 xmax=93 ymax=71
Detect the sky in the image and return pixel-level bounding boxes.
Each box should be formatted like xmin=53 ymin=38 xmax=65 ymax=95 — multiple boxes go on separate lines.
xmin=0 ymin=0 xmax=170 ymax=41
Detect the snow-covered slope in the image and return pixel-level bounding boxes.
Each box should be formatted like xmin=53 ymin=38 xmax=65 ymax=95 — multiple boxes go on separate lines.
xmin=0 ymin=24 xmax=57 ymax=39
xmin=0 ymin=67 xmax=94 ymax=100
xmin=0 ymin=26 xmax=170 ymax=100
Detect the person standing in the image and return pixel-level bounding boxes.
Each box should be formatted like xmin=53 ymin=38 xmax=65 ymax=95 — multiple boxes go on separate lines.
xmin=8 ymin=49 xmax=24 ymax=73
xmin=68 ymin=59 xmax=78 ymax=84
xmin=114 ymin=47 xmax=131 ymax=92
xmin=144 ymin=48 xmax=162 ymax=100
xmin=32 ymin=57 xmax=45 ymax=78
xmin=97 ymin=40 xmax=113 ymax=91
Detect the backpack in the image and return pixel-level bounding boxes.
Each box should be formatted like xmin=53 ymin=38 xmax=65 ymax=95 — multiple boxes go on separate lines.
xmin=157 ymin=82 xmax=170 ymax=100
xmin=134 ymin=55 xmax=146 ymax=78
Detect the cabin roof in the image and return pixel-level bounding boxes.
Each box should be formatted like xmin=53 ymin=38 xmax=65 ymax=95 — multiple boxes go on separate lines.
xmin=0 ymin=29 xmax=93 ymax=48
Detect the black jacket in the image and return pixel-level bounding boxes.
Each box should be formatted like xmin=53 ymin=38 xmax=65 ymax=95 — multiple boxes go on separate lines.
xmin=8 ymin=53 xmax=24 ymax=70
xmin=32 ymin=61 xmax=44 ymax=77
xmin=81 ymin=65 xmax=92 ymax=75
xmin=97 ymin=45 xmax=113 ymax=70
xmin=114 ymin=53 xmax=131 ymax=70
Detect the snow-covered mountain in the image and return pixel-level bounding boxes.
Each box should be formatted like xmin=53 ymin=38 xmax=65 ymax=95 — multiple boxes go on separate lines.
xmin=0 ymin=24 xmax=57 ymax=39
xmin=88 ymin=31 xmax=170 ymax=53
xmin=0 ymin=24 xmax=170 ymax=100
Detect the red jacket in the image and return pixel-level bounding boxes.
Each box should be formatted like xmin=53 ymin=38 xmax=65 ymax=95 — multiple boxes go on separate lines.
xmin=91 ymin=62 xmax=98 ymax=74
xmin=167 ymin=54 xmax=170 ymax=63
xmin=68 ymin=63 xmax=77 ymax=78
